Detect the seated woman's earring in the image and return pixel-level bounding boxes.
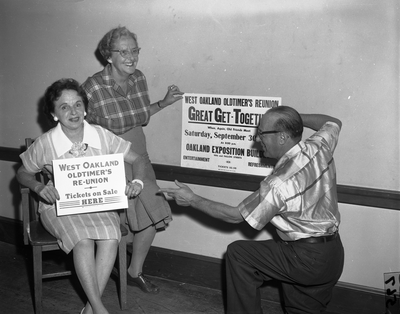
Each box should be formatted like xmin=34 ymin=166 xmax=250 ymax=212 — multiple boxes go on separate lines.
xmin=53 ymin=116 xmax=58 ymax=121
xmin=84 ymin=112 xmax=87 ymax=117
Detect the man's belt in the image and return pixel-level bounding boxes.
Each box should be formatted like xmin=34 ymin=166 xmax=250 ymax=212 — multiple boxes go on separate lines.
xmin=295 ymin=231 xmax=338 ymax=244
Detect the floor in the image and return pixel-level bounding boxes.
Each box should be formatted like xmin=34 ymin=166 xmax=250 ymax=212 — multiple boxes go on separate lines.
xmin=0 ymin=241 xmax=284 ymax=314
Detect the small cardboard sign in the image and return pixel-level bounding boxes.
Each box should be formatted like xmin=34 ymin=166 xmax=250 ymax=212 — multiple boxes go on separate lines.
xmin=52 ymin=153 xmax=127 ymax=216
xmin=385 ymin=272 xmax=400 ymax=313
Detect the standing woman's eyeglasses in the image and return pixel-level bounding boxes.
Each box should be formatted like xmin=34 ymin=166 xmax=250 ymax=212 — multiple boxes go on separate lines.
xmin=110 ymin=48 xmax=141 ymax=58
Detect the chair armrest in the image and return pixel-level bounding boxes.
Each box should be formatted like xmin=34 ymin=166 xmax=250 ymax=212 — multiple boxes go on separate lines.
xmin=119 ymin=208 xmax=127 ymax=224
xmin=20 ymin=185 xmax=30 ymax=195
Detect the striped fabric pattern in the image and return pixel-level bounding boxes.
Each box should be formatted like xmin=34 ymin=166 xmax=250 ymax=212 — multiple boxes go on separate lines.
xmin=19 ymin=123 xmax=131 ymax=253
xmin=238 ymin=122 xmax=341 ymax=241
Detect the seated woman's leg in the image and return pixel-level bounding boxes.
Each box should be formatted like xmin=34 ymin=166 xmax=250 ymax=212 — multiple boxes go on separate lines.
xmin=95 ymin=239 xmax=118 ymax=296
xmin=73 ymin=239 xmax=110 ymax=314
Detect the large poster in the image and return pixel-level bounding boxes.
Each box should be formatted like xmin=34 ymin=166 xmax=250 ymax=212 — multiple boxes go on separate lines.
xmin=181 ymin=93 xmax=281 ymax=176
xmin=52 ymin=153 xmax=128 ymax=216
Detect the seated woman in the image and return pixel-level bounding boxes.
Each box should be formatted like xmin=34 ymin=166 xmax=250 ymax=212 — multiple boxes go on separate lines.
xmin=17 ymin=78 xmax=147 ymax=314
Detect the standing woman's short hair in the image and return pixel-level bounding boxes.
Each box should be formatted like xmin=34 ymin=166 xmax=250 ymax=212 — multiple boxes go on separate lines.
xmin=98 ymin=26 xmax=138 ymax=60
xmin=43 ymin=78 xmax=88 ymax=122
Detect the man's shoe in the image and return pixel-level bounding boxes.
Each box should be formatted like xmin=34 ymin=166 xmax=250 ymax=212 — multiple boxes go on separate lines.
xmin=127 ymin=272 xmax=160 ymax=294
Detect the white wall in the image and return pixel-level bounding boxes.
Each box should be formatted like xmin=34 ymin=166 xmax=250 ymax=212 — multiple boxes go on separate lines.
xmin=0 ymin=0 xmax=399 ymax=291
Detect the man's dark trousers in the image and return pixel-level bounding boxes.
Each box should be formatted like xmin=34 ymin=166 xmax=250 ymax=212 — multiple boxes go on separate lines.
xmin=225 ymin=235 xmax=344 ymax=314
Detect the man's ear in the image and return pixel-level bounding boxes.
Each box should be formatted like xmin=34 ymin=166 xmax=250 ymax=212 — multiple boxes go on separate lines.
xmin=279 ymin=132 xmax=288 ymax=144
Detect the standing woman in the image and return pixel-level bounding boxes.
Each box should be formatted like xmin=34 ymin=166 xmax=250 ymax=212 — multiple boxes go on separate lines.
xmin=82 ymin=26 xmax=183 ymax=294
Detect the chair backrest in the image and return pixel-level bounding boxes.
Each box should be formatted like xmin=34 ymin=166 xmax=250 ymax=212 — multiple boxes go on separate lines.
xmin=21 ymin=138 xmax=43 ymax=245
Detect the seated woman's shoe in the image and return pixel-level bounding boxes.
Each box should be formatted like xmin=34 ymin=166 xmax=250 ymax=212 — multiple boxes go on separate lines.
xmin=127 ymin=272 xmax=160 ymax=294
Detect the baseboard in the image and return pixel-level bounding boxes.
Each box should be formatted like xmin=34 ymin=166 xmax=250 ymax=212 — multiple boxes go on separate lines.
xmin=143 ymin=245 xmax=388 ymax=297
xmin=1 ymin=216 xmax=385 ymax=312
xmin=142 ymin=245 xmax=385 ymax=313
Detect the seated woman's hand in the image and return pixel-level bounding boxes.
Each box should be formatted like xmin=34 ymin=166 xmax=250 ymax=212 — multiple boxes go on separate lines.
xmin=34 ymin=183 xmax=60 ymax=204
xmin=125 ymin=180 xmax=143 ymax=199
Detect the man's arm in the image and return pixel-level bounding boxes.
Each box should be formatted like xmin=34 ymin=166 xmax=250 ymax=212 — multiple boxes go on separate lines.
xmin=161 ymin=180 xmax=244 ymax=224
xmin=300 ymin=114 xmax=342 ymax=131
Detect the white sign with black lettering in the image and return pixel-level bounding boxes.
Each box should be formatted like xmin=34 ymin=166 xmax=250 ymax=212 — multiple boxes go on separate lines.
xmin=53 ymin=153 xmax=127 ymax=216
xmin=181 ymin=93 xmax=281 ymax=176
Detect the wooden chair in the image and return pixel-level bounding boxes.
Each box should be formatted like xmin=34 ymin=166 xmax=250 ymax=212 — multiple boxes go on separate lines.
xmin=20 ymin=138 xmax=127 ymax=314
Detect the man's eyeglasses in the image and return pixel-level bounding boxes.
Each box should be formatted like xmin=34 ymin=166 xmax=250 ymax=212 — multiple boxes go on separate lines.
xmin=257 ymin=129 xmax=280 ymax=137
xmin=111 ymin=48 xmax=141 ymax=58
